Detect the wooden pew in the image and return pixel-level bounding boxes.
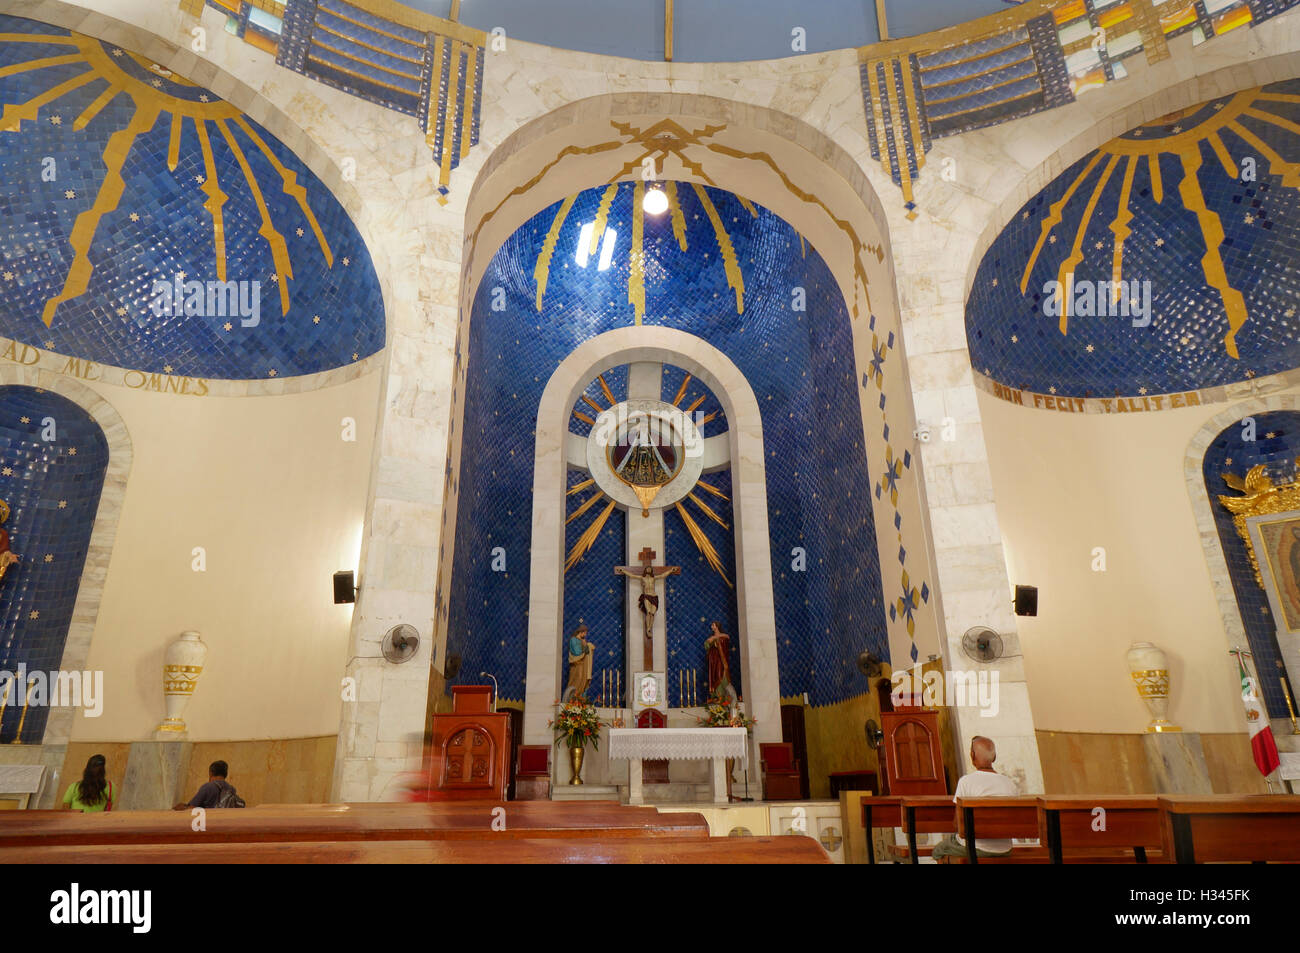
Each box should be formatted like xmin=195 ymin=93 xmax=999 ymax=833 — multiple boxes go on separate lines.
xmin=0 ymin=800 xmax=709 ymax=847
xmin=1159 ymin=795 xmax=1300 ymax=864
xmin=0 ymin=835 xmax=832 ymax=864
xmin=898 ymin=795 xmax=957 ymax=866
xmin=860 ymin=796 xmax=903 ymax=864
xmin=954 ymin=796 xmax=1040 ymax=865
xmin=1039 ymin=796 xmax=1162 ymax=864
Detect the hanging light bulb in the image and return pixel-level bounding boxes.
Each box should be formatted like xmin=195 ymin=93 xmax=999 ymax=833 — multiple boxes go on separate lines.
xmin=643 ymin=183 xmax=669 ymax=216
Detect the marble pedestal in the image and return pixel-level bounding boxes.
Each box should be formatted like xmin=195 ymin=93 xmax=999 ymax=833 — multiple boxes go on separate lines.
xmin=121 ymin=741 xmax=194 ymax=810
xmin=1143 ymin=732 xmax=1213 ymax=794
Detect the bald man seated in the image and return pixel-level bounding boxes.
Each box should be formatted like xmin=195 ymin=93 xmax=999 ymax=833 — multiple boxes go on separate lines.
xmin=930 ymin=735 xmax=1019 ymax=863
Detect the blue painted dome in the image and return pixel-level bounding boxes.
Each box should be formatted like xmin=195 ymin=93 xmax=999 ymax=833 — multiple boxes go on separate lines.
xmin=967 ymin=79 xmax=1300 ymax=400
xmin=0 ymin=14 xmax=384 ymax=380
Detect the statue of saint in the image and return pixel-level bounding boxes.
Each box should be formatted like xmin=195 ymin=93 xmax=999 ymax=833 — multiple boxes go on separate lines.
xmin=565 ymin=623 xmax=594 ymax=701
xmin=0 ymin=500 xmax=19 ymax=583
xmin=704 ymin=621 xmax=734 ymax=700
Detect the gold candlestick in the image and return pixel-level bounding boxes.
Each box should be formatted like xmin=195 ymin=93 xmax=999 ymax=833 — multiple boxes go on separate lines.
xmin=691 ymin=670 xmax=697 ymax=707
xmin=678 ymin=670 xmax=683 ymax=708
xmin=1282 ymin=677 xmax=1300 ymax=734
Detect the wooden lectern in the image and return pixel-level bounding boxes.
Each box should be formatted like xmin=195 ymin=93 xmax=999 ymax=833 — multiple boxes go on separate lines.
xmin=879 ymin=707 xmax=946 ymax=796
xmin=426 ymin=685 xmax=513 ymax=800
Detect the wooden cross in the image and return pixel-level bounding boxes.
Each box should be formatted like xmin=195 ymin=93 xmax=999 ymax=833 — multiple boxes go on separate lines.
xmin=614 ymin=547 xmax=681 ymax=669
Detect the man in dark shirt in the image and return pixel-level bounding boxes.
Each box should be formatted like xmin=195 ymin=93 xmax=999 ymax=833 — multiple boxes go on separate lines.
xmin=173 ymin=760 xmax=241 ymax=810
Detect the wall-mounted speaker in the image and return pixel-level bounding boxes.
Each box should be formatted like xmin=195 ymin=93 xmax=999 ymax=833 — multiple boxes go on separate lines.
xmin=333 ymin=570 xmax=356 ymax=605
xmin=1014 ymin=585 xmax=1038 ymax=617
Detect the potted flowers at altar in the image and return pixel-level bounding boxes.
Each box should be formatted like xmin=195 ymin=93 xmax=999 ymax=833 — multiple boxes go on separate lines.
xmin=550 ymin=696 xmax=603 ymax=785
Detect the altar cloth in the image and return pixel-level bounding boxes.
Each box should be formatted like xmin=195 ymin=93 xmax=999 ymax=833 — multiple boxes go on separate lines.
xmin=607 ymin=727 xmax=748 ymax=767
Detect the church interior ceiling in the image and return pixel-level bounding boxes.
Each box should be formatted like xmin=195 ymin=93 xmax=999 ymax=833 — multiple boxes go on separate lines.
xmin=0 ymin=14 xmax=385 ymax=383
xmin=443 ymin=182 xmax=892 ymax=707
xmin=182 ymin=0 xmax=1299 ymax=213
xmin=0 ymin=387 xmax=107 ymax=744
xmin=1205 ymin=411 xmax=1300 ymax=719
xmin=968 ymin=78 xmax=1300 ymax=405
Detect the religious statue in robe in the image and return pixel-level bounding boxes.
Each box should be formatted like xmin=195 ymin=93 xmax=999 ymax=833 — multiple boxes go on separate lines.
xmin=704 ymin=621 xmax=733 ymax=700
xmin=614 ymin=563 xmax=680 ymax=660
xmin=565 ymin=623 xmax=594 ymax=701
xmin=0 ymin=500 xmax=19 ymax=583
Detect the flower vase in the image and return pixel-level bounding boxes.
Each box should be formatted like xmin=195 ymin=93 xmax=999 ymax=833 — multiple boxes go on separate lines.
xmin=1126 ymin=641 xmax=1179 ymax=732
xmin=569 ymin=745 xmax=584 ymax=784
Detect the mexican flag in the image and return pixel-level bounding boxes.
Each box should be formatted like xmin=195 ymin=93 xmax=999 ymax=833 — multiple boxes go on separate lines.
xmin=1239 ymin=657 xmax=1280 ymax=777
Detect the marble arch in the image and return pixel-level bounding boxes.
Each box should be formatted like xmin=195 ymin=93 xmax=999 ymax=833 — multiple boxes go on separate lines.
xmin=0 ymin=365 xmax=132 ymax=805
xmin=522 ymin=326 xmax=780 ymax=757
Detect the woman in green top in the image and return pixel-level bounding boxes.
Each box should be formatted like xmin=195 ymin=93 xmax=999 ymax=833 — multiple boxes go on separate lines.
xmin=61 ymin=754 xmax=114 ymax=812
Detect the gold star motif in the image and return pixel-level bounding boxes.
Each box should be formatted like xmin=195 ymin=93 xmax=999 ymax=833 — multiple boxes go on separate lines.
xmin=1138 ymin=386 xmax=1148 ymax=395
xmin=67 ymin=447 xmax=76 ymax=456
xmin=116 ymin=306 xmax=127 ymax=316
xmin=342 ymin=256 xmax=350 ymax=266
xmin=1048 ymin=235 xmax=1057 ymax=245
xmin=1226 ymin=457 xmax=1234 ymax=466
xmin=1 ymin=467 xmax=11 ymax=477
xmin=352 ymin=352 xmax=359 ymax=361
xmin=1245 ymin=213 xmax=1255 ymax=224
xmin=129 ymin=212 xmax=140 ymax=222
xmin=1286 ymin=308 xmax=1296 ymax=319
xmin=163 ymin=364 xmax=173 ymax=373
xmin=2 ymin=272 xmax=11 ymax=281
xmin=296 ymin=227 xmax=304 ymax=237
xmin=28 ymin=610 xmax=38 ymax=620
xmin=1245 ymin=370 xmax=1256 ymax=378
xmin=1266 ymin=432 xmax=1279 ymax=439
xmin=199 ymin=94 xmax=210 ymax=103
xmin=223 ymin=322 xmax=232 ymax=332
xmin=1085 ymin=344 xmax=1095 ymax=353
xmin=1094 ymin=240 xmax=1104 ymax=250
xmin=58 ymin=500 xmax=66 ymax=508
xmin=194 ymin=175 xmax=205 ymax=185
xmin=1048 ymin=386 xmax=1056 ymax=394
xmin=991 ymin=278 xmax=999 ymax=288
xmin=1011 ymin=334 xmax=1018 ymax=343
xmin=268 ymin=369 xmax=277 ymax=377
xmin=45 ymin=340 xmax=54 ymax=349
xmin=50 ymin=115 xmax=62 ymax=126
xmin=111 ymin=48 xmax=123 ymax=56
xmin=19 ymin=417 xmax=28 ymax=424
xmin=269 ymin=273 xmax=278 ymax=283
xmin=312 ymin=315 xmax=320 ymax=324
xmin=64 ymin=189 xmax=75 ymax=199
xmin=1155 ymin=238 xmax=1164 ymax=247
xmin=177 ymin=271 xmax=187 ymax=282
xmin=43 ymin=554 xmax=52 ymax=563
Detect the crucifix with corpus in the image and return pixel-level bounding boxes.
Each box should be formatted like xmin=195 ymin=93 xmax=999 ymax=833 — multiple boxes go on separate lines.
xmin=614 ymin=547 xmax=680 ymax=669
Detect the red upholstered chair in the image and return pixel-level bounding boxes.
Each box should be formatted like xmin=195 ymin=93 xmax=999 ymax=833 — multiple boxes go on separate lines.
xmin=636 ymin=709 xmax=670 ymax=783
xmin=514 ymin=745 xmax=551 ymax=800
xmin=760 ymin=743 xmax=802 ymax=800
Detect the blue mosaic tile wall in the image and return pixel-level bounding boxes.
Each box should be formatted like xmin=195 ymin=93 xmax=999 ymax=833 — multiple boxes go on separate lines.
xmin=0 ymin=387 xmax=108 ymax=744
xmin=444 ymin=181 xmax=888 ymax=706
xmin=1202 ymin=411 xmax=1300 ymax=719
xmin=968 ymin=78 xmax=1300 ymax=399
xmin=0 ymin=15 xmax=384 ymax=380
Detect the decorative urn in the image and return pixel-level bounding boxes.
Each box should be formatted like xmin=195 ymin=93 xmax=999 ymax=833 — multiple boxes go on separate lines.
xmin=157 ymin=630 xmax=208 ymax=737
xmin=1126 ymin=641 xmax=1179 ymax=732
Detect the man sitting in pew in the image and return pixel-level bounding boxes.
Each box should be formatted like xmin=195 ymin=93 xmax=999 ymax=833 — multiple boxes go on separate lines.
xmin=172 ymin=760 xmax=245 ymax=810
xmin=931 ymin=736 xmax=1018 ymax=863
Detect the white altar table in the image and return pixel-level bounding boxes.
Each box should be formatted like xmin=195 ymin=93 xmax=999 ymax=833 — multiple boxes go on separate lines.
xmin=608 ymin=727 xmax=748 ymax=804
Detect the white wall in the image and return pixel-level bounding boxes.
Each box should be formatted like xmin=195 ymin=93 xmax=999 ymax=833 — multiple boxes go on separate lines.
xmin=979 ymin=386 xmax=1300 ymax=733
xmin=70 ymin=371 xmax=381 ymax=741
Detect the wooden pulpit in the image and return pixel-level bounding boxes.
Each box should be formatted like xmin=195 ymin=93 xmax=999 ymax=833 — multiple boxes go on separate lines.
xmin=426 ymin=686 xmax=513 ymax=800
xmin=879 ymin=708 xmax=946 ymax=796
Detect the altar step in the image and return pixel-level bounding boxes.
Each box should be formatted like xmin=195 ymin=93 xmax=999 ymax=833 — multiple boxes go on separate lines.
xmin=551 ymin=784 xmax=621 ymax=802
xmin=550 ymin=782 xmax=718 ymax=803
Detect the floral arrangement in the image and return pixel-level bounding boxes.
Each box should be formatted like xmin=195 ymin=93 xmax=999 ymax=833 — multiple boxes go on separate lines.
xmin=697 ymin=687 xmax=756 ymax=729
xmin=550 ymin=697 xmax=603 ymax=750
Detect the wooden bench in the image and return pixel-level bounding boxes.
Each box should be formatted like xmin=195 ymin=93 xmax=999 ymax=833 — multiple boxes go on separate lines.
xmin=0 ymin=835 xmax=832 ymax=864
xmin=1039 ymin=796 xmax=1163 ymax=864
xmin=860 ymin=795 xmax=903 ymax=864
xmin=953 ymin=796 xmax=1040 ymax=865
xmin=1159 ymin=795 xmax=1300 ymax=864
xmin=0 ymin=800 xmax=710 ymax=847
xmin=898 ymin=795 xmax=958 ymax=866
